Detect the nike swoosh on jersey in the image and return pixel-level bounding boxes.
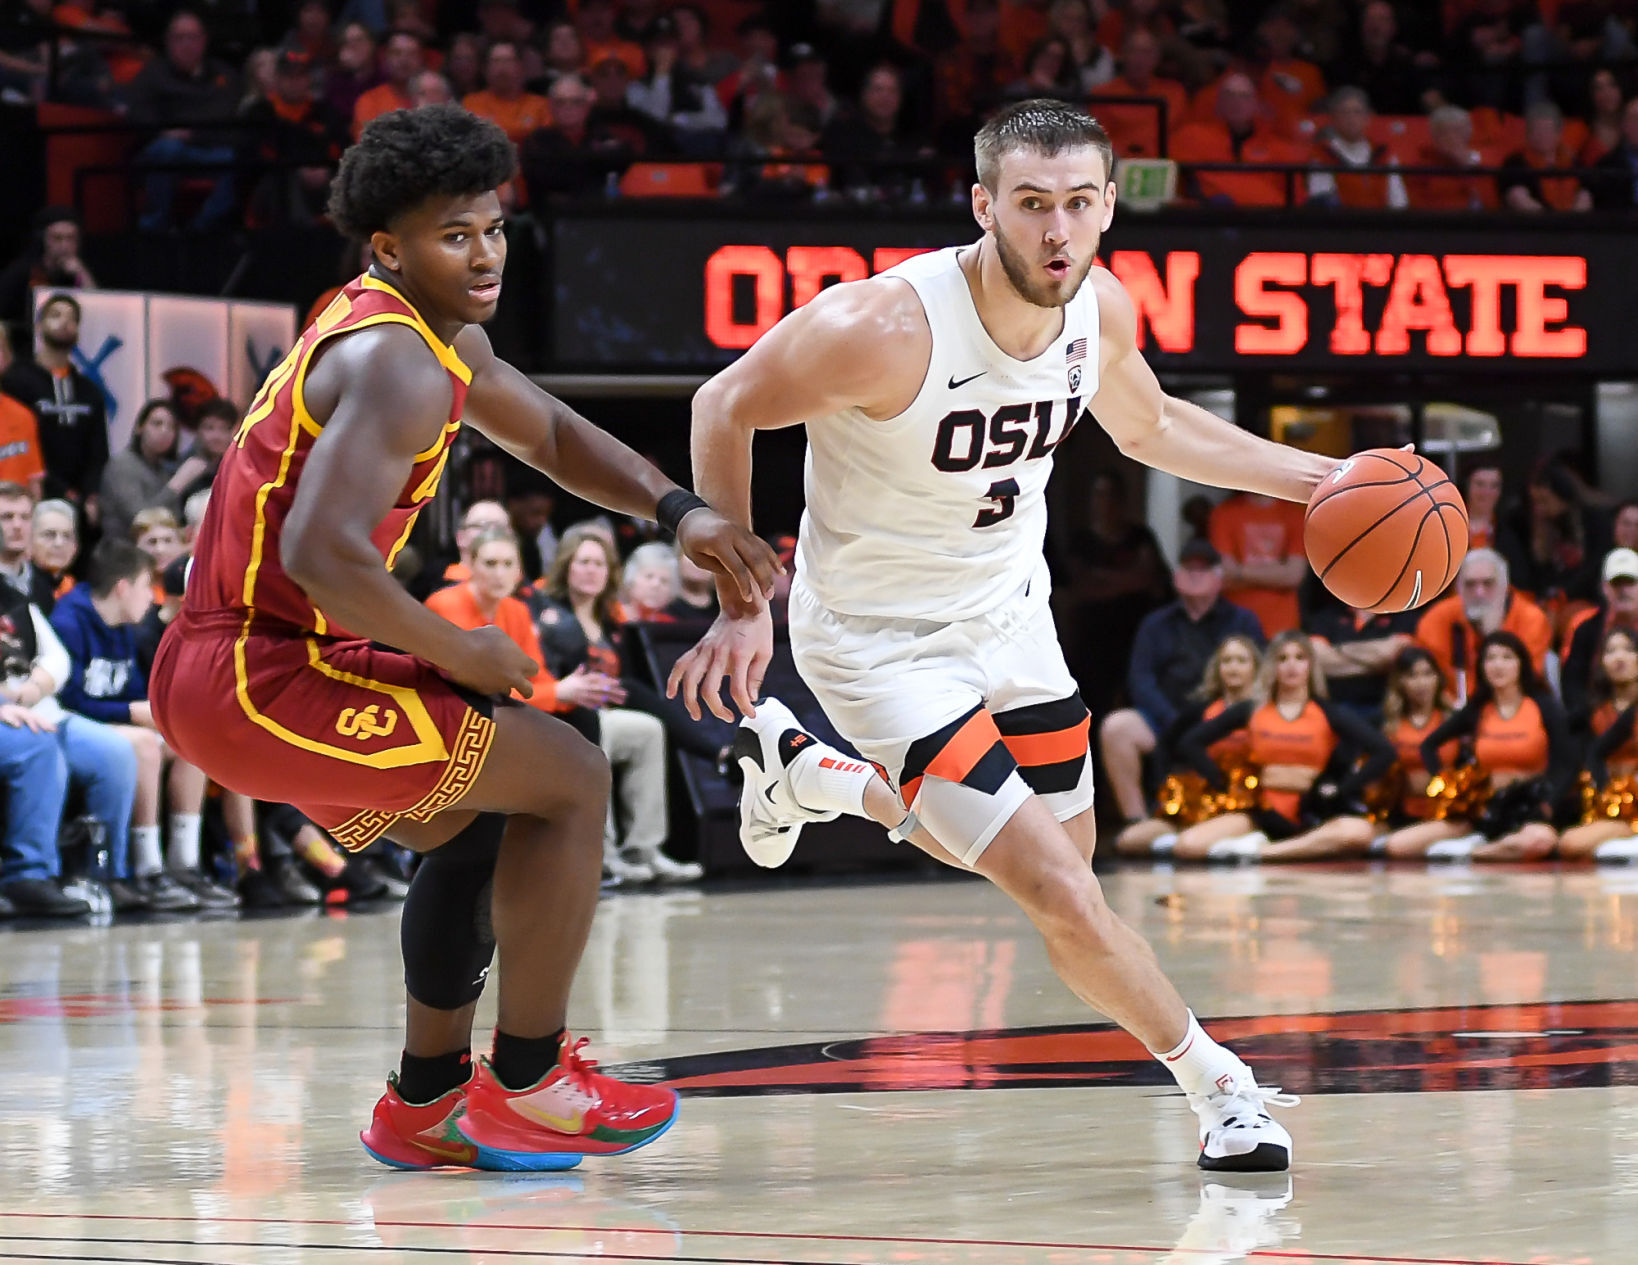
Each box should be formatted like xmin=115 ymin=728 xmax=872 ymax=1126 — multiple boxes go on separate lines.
xmin=948 ymin=371 xmax=986 ymax=389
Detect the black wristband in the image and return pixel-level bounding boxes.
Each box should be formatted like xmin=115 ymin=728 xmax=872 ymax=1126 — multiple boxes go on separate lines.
xmin=657 ymin=489 xmax=709 ymax=536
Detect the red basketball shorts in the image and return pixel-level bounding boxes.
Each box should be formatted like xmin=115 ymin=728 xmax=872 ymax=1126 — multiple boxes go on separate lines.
xmin=150 ymin=609 xmax=495 ymax=851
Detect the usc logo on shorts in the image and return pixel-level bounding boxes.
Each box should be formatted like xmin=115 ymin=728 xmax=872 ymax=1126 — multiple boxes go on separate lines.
xmin=336 ymin=705 xmax=399 ymax=740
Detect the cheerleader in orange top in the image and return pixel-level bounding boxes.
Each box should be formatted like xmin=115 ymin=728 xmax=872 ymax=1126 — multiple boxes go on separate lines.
xmin=1114 ymin=634 xmax=1259 ymax=858
xmin=1559 ymin=626 xmax=1638 ymax=862
xmin=1375 ymin=647 xmax=1456 ymax=831
xmin=1172 ymin=632 xmax=1396 ymax=862
xmin=1384 ymin=631 xmax=1576 ymax=862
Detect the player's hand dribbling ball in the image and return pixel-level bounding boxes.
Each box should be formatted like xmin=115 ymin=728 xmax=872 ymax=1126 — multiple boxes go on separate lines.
xmin=1305 ymin=449 xmax=1469 ymax=613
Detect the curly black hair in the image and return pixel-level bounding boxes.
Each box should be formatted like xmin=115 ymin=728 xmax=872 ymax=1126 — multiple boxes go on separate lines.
xmin=327 ymin=104 xmax=517 ymax=240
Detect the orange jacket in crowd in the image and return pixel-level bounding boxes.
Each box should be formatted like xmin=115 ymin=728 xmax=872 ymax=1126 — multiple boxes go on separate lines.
xmin=425 ymin=582 xmax=569 ymax=712
xmin=463 ymin=89 xmax=552 ymax=143
xmin=1414 ymin=590 xmax=1554 ymax=695
xmin=1171 ymin=120 xmax=1310 ymax=206
xmin=1400 ymin=142 xmax=1497 ymax=209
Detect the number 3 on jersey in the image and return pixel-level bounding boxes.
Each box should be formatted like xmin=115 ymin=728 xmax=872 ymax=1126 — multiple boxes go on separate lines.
xmin=976 ymin=479 xmax=1020 ymax=527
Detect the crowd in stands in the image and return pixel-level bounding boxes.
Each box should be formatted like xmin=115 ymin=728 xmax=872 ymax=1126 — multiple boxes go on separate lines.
xmin=1099 ymin=463 xmax=1638 ymax=866
xmin=0 ymin=281 xmax=729 ymax=918
xmin=5 ymin=0 xmax=1638 ymax=226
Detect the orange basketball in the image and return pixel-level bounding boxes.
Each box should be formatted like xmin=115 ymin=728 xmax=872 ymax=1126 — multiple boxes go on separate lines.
xmin=1304 ymin=449 xmax=1469 ymax=613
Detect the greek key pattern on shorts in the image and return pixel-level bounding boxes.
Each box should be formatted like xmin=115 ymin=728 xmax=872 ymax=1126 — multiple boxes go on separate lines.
xmin=325 ymin=712 xmax=495 ymax=852
xmin=405 ymin=711 xmax=495 ymax=822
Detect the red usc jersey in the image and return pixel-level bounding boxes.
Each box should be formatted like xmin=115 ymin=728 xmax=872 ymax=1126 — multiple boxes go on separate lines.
xmin=187 ymin=274 xmax=468 ymax=636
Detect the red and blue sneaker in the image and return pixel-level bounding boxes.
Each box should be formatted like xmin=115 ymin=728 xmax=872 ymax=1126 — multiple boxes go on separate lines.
xmin=359 ymin=1076 xmax=479 ymax=1170
xmin=455 ymin=1034 xmax=678 ymax=1172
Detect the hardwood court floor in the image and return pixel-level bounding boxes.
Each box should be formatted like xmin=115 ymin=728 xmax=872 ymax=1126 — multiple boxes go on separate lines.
xmin=2 ymin=863 xmax=1637 ymax=1264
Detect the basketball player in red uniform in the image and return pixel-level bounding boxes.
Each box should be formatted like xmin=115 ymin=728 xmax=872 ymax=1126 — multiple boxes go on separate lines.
xmin=148 ymin=105 xmax=779 ymax=1172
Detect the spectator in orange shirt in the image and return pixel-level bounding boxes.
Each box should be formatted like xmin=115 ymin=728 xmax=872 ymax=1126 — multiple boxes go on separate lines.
xmin=577 ymin=0 xmax=646 ymax=80
xmin=934 ymin=0 xmax=1017 ymax=128
xmin=1402 ymin=104 xmax=1496 ymax=209
xmin=1308 ymin=86 xmax=1407 ymax=208
xmin=426 ymin=529 xmax=616 ymax=745
xmin=1208 ymin=490 xmax=1308 ymax=636
xmin=1171 ymin=71 xmax=1309 ymax=205
xmin=1250 ymin=6 xmax=1326 ymax=134
xmin=350 ymin=30 xmax=422 ymax=140
xmin=1095 ymin=28 xmax=1187 ymax=157
xmin=1415 ymin=548 xmax=1552 ymax=702
xmin=463 ymin=41 xmax=551 ymax=143
xmin=0 ymin=392 xmax=43 ymax=500
xmin=1500 ymin=100 xmax=1592 ymax=211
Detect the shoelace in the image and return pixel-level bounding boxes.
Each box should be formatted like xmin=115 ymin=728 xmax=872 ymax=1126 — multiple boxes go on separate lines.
xmin=556 ymin=1035 xmax=602 ymax=1107
xmin=1223 ymin=1085 xmax=1301 ymax=1111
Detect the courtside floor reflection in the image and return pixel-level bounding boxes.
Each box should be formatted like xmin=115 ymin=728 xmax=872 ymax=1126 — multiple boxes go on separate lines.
xmin=2 ymin=863 xmax=1636 ymax=1263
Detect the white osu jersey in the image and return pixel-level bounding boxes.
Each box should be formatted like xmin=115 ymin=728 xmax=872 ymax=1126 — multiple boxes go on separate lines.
xmin=795 ymin=243 xmax=1101 ymax=623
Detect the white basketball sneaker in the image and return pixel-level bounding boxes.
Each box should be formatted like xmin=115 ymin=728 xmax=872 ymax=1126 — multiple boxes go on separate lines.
xmin=1189 ymin=1071 xmax=1299 ymax=1172
xmin=731 ymin=697 xmax=843 ymax=868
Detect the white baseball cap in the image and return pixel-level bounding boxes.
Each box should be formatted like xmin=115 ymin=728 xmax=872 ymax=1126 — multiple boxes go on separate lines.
xmin=1604 ymin=548 xmax=1638 ymax=583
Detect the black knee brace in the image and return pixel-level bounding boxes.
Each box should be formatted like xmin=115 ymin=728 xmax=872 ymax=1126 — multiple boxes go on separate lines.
xmin=401 ymin=813 xmax=505 ymax=1011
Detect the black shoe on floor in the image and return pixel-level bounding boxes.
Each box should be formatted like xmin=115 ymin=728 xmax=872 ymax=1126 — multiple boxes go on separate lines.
xmin=355 ymin=858 xmax=409 ymax=900
xmin=106 ymin=879 xmax=151 ymax=914
xmin=172 ymin=869 xmax=241 ymax=910
xmin=332 ymin=859 xmax=388 ymax=903
xmin=136 ymin=871 xmax=201 ymax=913
xmin=3 ymin=878 xmax=92 ymax=918
xmin=271 ymin=860 xmax=322 ymax=905
xmin=236 ymin=868 xmax=287 ymax=910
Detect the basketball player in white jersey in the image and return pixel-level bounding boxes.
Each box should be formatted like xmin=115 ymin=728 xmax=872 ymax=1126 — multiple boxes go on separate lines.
xmin=668 ymin=100 xmax=1343 ymax=1172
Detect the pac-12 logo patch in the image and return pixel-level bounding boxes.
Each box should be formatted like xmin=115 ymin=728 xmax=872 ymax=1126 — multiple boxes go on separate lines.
xmin=1068 ymin=364 xmax=1082 ymax=392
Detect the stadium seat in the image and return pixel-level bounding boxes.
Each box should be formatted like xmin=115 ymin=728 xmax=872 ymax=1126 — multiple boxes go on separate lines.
xmin=620 ymin=162 xmax=722 ymax=197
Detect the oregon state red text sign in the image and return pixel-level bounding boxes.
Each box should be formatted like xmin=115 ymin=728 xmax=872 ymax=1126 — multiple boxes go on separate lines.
xmin=549 ymin=214 xmax=1633 ymax=373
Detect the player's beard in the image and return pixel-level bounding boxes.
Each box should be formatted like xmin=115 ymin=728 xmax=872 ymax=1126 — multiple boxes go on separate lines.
xmin=40 ymin=326 xmax=77 ymax=353
xmin=991 ymin=220 xmax=1097 ymax=310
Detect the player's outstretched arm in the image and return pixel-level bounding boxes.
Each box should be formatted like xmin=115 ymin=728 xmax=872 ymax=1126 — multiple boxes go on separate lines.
xmin=1086 ymin=268 xmax=1337 ymax=503
xmin=455 ymin=326 xmax=780 ymax=607
xmin=282 ymin=325 xmax=538 ymax=699
xmin=669 ymin=279 xmax=929 ymax=722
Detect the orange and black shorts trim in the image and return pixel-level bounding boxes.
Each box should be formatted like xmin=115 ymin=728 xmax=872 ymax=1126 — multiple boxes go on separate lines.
xmin=899 ymin=705 xmax=1017 ymax=806
xmin=994 ymin=695 xmax=1091 ymax=797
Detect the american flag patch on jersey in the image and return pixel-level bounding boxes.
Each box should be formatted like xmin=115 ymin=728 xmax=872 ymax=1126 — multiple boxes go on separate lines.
xmin=1066 ymin=338 xmax=1087 ymax=362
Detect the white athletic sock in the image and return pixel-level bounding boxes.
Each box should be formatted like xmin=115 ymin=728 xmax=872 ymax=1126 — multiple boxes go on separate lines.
xmin=168 ymin=813 xmax=202 ymax=871
xmin=787 ymin=745 xmax=881 ymax=818
xmin=132 ymin=825 xmax=163 ymax=877
xmin=1153 ymin=1011 xmax=1252 ymax=1098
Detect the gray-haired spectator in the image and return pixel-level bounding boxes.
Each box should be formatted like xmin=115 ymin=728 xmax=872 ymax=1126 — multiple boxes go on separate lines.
xmin=408 ymin=69 xmax=451 ymax=107
xmin=30 ymin=499 xmax=76 ymax=612
xmin=1414 ymin=548 xmax=1554 ymax=703
xmin=622 ymin=541 xmax=679 ymax=621
xmin=1501 ymin=101 xmax=1592 ymax=212
xmin=182 ymin=489 xmax=212 ymax=551
xmin=1309 ymin=87 xmax=1407 ymax=209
